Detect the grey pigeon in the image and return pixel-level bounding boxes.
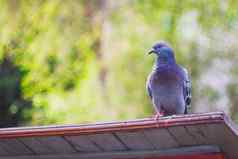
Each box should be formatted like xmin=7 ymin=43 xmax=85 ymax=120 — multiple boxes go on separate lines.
xmin=146 ymin=42 xmax=191 ymax=118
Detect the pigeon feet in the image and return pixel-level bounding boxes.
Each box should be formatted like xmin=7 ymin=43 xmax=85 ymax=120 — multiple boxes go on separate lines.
xmin=154 ymin=112 xmax=164 ymax=120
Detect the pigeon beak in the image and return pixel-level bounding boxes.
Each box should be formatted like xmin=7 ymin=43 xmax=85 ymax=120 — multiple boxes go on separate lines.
xmin=148 ymin=49 xmax=155 ymax=55
xmin=148 ymin=49 xmax=159 ymax=55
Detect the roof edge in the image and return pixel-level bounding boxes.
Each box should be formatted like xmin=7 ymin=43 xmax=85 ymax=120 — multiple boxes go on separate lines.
xmin=224 ymin=113 xmax=238 ymax=136
xmin=0 ymin=112 xmax=227 ymax=139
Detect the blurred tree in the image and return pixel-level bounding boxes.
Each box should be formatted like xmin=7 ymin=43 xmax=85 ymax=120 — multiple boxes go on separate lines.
xmin=0 ymin=0 xmax=238 ymax=126
xmin=0 ymin=53 xmax=32 ymax=127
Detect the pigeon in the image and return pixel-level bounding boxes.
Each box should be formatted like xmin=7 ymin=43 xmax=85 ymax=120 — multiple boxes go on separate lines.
xmin=146 ymin=42 xmax=191 ymax=119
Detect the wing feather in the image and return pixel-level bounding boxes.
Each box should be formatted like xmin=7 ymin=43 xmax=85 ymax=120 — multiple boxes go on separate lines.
xmin=181 ymin=67 xmax=192 ymax=107
xmin=146 ymin=74 xmax=153 ymax=99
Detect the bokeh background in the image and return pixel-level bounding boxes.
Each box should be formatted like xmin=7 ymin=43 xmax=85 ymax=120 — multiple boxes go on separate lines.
xmin=0 ymin=0 xmax=238 ymax=127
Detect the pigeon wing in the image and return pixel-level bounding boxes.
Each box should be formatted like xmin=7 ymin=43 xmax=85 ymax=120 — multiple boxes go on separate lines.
xmin=146 ymin=74 xmax=153 ymax=99
xmin=181 ymin=66 xmax=192 ymax=107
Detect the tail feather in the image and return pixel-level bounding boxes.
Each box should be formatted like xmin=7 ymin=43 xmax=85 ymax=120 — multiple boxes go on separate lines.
xmin=184 ymin=106 xmax=188 ymax=114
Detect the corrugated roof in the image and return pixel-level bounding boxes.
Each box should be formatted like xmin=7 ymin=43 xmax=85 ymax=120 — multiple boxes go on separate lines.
xmin=0 ymin=112 xmax=236 ymax=159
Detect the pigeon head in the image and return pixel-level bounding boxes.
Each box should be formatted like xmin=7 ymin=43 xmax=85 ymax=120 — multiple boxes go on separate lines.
xmin=148 ymin=42 xmax=176 ymax=64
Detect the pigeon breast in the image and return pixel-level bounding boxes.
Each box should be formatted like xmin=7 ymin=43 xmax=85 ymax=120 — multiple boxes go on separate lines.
xmin=149 ymin=65 xmax=186 ymax=115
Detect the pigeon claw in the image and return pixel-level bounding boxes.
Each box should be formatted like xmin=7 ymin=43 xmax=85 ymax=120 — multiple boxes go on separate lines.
xmin=154 ymin=112 xmax=164 ymax=120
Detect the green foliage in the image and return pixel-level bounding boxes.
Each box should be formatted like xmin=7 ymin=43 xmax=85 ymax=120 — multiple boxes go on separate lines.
xmin=0 ymin=0 xmax=238 ymax=126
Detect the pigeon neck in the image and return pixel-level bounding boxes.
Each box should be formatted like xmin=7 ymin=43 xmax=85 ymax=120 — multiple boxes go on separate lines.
xmin=155 ymin=55 xmax=176 ymax=67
